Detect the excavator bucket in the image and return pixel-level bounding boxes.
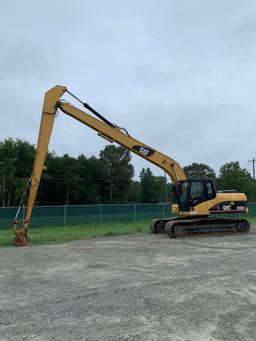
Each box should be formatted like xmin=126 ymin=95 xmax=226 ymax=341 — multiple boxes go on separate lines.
xmin=13 ymin=219 xmax=30 ymax=246
xmin=13 ymin=230 xmax=30 ymax=247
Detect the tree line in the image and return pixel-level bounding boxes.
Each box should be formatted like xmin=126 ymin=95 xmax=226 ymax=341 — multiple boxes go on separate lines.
xmin=0 ymin=138 xmax=254 ymax=207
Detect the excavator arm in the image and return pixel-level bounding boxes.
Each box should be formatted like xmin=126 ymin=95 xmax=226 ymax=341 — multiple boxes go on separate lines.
xmin=57 ymin=102 xmax=186 ymax=182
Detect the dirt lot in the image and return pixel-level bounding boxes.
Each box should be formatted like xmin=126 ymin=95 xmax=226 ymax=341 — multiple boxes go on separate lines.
xmin=0 ymin=228 xmax=256 ymax=341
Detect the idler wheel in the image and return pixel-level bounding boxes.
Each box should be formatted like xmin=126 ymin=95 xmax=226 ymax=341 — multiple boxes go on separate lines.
xmin=236 ymin=220 xmax=250 ymax=233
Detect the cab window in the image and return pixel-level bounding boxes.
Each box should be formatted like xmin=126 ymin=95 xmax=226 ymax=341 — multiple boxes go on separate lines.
xmin=206 ymin=181 xmax=214 ymax=199
xmin=190 ymin=181 xmax=204 ymax=201
xmin=180 ymin=182 xmax=188 ymax=204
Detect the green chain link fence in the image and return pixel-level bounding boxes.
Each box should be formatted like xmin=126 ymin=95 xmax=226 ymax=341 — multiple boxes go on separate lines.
xmin=0 ymin=203 xmax=255 ymax=230
xmin=0 ymin=204 xmax=172 ymax=230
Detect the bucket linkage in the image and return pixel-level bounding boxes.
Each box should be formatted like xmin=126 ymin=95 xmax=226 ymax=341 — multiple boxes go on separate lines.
xmin=12 ymin=179 xmax=30 ymax=246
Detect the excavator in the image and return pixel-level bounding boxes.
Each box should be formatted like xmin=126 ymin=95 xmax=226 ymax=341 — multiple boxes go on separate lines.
xmin=13 ymin=85 xmax=250 ymax=246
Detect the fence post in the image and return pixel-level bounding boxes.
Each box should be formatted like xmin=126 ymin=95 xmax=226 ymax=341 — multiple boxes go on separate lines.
xmin=133 ymin=204 xmax=136 ymax=224
xmin=63 ymin=205 xmax=67 ymax=226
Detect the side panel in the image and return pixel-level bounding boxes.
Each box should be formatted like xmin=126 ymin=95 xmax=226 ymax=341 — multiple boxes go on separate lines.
xmin=209 ymin=201 xmax=248 ymax=214
xmin=179 ymin=192 xmax=248 ymax=217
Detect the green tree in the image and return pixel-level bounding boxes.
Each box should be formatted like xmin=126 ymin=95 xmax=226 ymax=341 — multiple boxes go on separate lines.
xmin=218 ymin=162 xmax=253 ymax=199
xmin=154 ymin=176 xmax=169 ymax=202
xmin=183 ymin=163 xmax=216 ymax=179
xmin=139 ymin=168 xmax=169 ymax=203
xmin=0 ymin=138 xmax=35 ymax=206
xmin=99 ymin=145 xmax=134 ymax=203
xmin=127 ymin=181 xmax=141 ymax=203
xmin=76 ymin=155 xmax=102 ymax=204
xmin=140 ymin=168 xmax=155 ymax=203
xmin=39 ymin=153 xmax=81 ymax=205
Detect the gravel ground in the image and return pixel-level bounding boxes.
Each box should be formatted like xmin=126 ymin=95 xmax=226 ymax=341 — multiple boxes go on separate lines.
xmin=0 ymin=227 xmax=256 ymax=341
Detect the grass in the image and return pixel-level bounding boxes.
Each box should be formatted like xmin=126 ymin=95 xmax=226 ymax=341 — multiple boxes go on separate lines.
xmin=1 ymin=216 xmax=255 ymax=247
xmin=0 ymin=221 xmax=150 ymax=247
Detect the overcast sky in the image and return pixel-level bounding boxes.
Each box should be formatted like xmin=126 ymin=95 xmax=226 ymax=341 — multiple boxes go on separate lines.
xmin=1 ymin=0 xmax=256 ymax=180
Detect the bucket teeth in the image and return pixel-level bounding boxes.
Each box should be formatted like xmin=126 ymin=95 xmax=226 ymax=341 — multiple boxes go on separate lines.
xmin=13 ymin=230 xmax=30 ymax=247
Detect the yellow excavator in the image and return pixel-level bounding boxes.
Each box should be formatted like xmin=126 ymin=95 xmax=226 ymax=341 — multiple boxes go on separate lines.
xmin=13 ymin=85 xmax=250 ymax=246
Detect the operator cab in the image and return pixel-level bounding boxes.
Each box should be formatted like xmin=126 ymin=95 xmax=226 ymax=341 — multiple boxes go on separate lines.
xmin=177 ymin=179 xmax=216 ymax=212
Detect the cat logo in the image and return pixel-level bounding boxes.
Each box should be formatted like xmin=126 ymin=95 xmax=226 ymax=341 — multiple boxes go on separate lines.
xmin=132 ymin=145 xmax=155 ymax=157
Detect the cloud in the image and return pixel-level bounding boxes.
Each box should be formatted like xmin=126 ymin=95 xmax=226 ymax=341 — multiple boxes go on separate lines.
xmin=1 ymin=0 xmax=256 ymax=179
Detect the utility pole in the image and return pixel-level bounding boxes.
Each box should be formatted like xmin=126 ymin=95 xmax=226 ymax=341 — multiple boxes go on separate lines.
xmin=248 ymin=158 xmax=256 ymax=202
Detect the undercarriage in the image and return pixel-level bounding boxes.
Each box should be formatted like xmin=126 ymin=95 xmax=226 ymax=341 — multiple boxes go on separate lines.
xmin=149 ymin=217 xmax=250 ymax=238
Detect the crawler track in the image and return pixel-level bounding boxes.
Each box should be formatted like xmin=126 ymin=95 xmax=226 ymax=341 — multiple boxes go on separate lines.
xmin=150 ymin=217 xmax=250 ymax=238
